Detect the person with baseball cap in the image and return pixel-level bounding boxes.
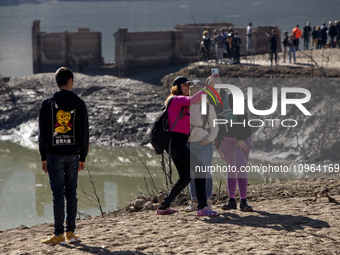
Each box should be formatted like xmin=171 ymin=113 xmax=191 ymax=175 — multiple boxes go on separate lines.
xmin=157 ymin=76 xmax=218 ymax=216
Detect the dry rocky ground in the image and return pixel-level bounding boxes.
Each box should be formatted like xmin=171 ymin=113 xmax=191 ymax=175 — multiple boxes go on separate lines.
xmin=1 ymin=178 xmax=340 ymax=255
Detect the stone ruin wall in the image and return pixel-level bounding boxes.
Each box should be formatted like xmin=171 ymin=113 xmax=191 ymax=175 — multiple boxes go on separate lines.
xmin=114 ymin=23 xmax=236 ymax=70
xmin=173 ymin=23 xmax=281 ymax=56
xmin=32 ymin=20 xmax=103 ymax=74
xmin=114 ymin=23 xmax=281 ymax=71
xmin=32 ymin=21 xmax=281 ymax=74
xmin=114 ymin=28 xmax=184 ymax=68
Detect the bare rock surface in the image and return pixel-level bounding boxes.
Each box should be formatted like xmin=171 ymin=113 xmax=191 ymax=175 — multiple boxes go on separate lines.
xmin=162 ymin=62 xmax=340 ymax=163
xmin=1 ymin=51 xmax=340 ymax=161
xmin=0 ymin=73 xmax=168 ymax=147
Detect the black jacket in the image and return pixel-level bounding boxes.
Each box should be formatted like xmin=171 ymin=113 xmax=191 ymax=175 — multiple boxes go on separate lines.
xmin=233 ymin=36 xmax=242 ymax=47
xmin=329 ymin=26 xmax=337 ymax=37
xmin=312 ymin=30 xmax=319 ymax=39
xmin=38 ymin=89 xmax=89 ymax=162
xmin=214 ymin=89 xmax=252 ymax=148
xmin=303 ymin=26 xmax=311 ymax=37
xmin=282 ymin=36 xmax=289 ymax=47
xmin=269 ymin=34 xmax=279 ymax=50
xmin=321 ymin=26 xmax=328 ymax=39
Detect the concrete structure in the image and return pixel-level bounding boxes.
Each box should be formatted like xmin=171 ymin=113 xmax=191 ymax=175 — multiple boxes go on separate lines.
xmin=113 ymin=22 xmax=233 ymax=72
xmin=32 ymin=20 xmax=103 ymax=73
xmin=32 ymin=21 xmax=280 ymax=75
xmin=114 ymin=23 xmax=281 ymax=72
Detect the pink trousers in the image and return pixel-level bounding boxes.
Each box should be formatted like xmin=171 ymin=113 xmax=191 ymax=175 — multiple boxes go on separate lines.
xmin=220 ymin=136 xmax=251 ymax=199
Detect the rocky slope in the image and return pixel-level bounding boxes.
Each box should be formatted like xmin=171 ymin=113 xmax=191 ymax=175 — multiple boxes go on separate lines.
xmin=162 ymin=64 xmax=340 ymax=164
xmin=0 ymin=73 xmax=168 ymax=148
xmin=1 ymin=61 xmax=340 ymax=163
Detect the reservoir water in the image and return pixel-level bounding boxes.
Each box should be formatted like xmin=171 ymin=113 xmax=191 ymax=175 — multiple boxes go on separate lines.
xmin=0 ymin=0 xmax=339 ymax=78
xmin=0 ymin=140 xmax=323 ymax=231
xmin=0 ymin=141 xmax=174 ymax=230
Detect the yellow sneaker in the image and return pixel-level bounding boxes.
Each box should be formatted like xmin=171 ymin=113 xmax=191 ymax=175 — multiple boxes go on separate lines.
xmin=65 ymin=231 xmax=80 ymax=244
xmin=41 ymin=233 xmax=65 ymax=246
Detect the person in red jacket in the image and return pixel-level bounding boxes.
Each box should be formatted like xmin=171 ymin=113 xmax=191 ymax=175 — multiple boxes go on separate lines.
xmin=292 ymin=24 xmax=303 ymax=50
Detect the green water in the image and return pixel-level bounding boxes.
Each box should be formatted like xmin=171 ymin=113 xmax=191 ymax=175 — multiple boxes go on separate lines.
xmin=0 ymin=142 xmax=170 ymax=230
xmin=0 ymin=141 xmax=295 ymax=230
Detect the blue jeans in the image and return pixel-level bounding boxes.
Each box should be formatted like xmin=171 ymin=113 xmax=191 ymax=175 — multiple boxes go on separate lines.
xmin=186 ymin=141 xmax=213 ymax=200
xmin=47 ymin=154 xmax=79 ymax=236
xmin=215 ymin=47 xmax=223 ymax=63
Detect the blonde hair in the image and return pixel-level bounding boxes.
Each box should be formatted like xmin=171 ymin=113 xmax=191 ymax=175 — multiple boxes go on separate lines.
xmin=165 ymin=86 xmax=182 ymax=105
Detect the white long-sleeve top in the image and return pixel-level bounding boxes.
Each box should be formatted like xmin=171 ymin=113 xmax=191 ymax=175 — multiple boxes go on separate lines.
xmin=188 ymin=103 xmax=219 ymax=143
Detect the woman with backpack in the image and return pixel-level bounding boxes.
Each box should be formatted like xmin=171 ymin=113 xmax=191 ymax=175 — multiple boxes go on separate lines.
xmin=157 ymin=76 xmax=219 ymax=217
xmin=184 ymin=80 xmax=219 ymax=212
xmin=207 ymin=76 xmax=253 ymax=212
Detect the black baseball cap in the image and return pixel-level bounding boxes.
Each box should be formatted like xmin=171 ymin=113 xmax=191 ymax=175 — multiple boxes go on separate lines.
xmin=172 ymin=76 xmax=193 ymax=86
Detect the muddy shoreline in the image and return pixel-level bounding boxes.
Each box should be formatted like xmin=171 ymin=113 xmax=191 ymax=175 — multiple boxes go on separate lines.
xmin=1 ymin=178 xmax=340 ymax=254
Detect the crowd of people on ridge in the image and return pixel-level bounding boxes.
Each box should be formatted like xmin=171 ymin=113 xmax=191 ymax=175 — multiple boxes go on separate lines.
xmin=200 ymin=20 xmax=340 ymax=66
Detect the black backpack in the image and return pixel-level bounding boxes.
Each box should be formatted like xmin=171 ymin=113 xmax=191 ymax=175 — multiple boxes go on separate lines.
xmin=150 ymin=96 xmax=183 ymax=154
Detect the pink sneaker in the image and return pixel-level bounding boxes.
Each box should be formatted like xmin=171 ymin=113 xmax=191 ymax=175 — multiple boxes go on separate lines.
xmin=197 ymin=206 xmax=219 ymax=216
xmin=156 ymin=208 xmax=179 ymax=215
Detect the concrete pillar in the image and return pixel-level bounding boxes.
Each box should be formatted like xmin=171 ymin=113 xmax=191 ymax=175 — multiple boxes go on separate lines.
xmin=114 ymin=28 xmax=128 ymax=76
xmin=171 ymin=31 xmax=184 ymax=65
xmin=61 ymin=31 xmax=69 ymax=66
xmin=32 ymin=20 xmax=41 ymax=74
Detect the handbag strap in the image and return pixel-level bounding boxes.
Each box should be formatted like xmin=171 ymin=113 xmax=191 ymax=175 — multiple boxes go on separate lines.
xmin=170 ymin=106 xmax=184 ymax=132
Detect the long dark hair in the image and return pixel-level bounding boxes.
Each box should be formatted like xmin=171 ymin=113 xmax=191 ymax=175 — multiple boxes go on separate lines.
xmin=165 ymin=85 xmax=182 ymax=105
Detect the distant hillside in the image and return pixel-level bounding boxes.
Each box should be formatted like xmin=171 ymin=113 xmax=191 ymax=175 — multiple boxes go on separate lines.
xmin=0 ymin=0 xmax=155 ymax=6
xmin=0 ymin=0 xmax=42 ymax=5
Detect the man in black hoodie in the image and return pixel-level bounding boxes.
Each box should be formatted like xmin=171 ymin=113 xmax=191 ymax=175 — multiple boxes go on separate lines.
xmin=320 ymin=23 xmax=328 ymax=48
xmin=328 ymin=22 xmax=337 ymax=48
xmin=268 ymin=29 xmax=279 ymax=66
xmin=39 ymin=67 xmax=89 ymax=246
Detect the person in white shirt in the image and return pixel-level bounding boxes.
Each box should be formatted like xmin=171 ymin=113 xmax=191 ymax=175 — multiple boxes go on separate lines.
xmin=246 ymin=23 xmax=253 ymax=53
xmin=185 ymin=80 xmax=219 ymax=212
